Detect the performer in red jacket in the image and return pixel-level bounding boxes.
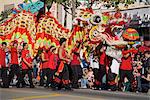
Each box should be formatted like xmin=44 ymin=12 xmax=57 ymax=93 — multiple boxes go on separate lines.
xmin=118 ymin=46 xmax=138 ymax=91
xmin=0 ymin=42 xmax=8 ymax=88
xmin=51 ymin=38 xmax=72 ymax=90
xmin=9 ymin=40 xmax=22 ymax=88
xmin=39 ymin=47 xmax=50 ymax=87
xmin=48 ymin=47 xmax=58 ymax=86
xmin=21 ymin=43 xmax=34 ymax=88
xmin=71 ymin=42 xmax=82 ymax=89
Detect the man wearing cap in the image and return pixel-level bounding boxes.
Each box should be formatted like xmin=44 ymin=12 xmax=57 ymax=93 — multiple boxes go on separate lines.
xmin=9 ymin=40 xmax=22 ymax=88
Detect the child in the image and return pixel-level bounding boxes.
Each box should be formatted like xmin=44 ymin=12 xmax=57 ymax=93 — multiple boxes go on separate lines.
xmin=87 ymin=67 xmax=94 ymax=89
xmin=81 ymin=68 xmax=89 ymax=88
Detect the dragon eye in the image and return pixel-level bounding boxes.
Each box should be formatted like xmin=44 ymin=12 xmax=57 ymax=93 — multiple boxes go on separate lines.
xmin=90 ymin=15 xmax=101 ymax=25
xmin=93 ymin=15 xmax=101 ymax=23
xmin=93 ymin=30 xmax=98 ymax=36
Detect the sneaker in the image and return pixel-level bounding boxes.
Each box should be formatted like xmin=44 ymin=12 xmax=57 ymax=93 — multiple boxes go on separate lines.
xmin=81 ymin=86 xmax=87 ymax=89
xmin=1 ymin=85 xmax=9 ymax=88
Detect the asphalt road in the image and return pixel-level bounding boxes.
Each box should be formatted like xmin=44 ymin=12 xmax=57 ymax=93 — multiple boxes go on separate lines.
xmin=0 ymin=87 xmax=149 ymax=100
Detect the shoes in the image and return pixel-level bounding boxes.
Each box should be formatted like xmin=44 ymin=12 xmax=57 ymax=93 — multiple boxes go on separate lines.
xmin=44 ymin=85 xmax=49 ymax=88
xmin=16 ymin=85 xmax=21 ymax=88
xmin=1 ymin=85 xmax=9 ymax=88
xmin=65 ymin=87 xmax=73 ymax=91
xmin=51 ymin=87 xmax=57 ymax=91
xmin=80 ymin=86 xmax=87 ymax=89
xmin=64 ymin=84 xmax=72 ymax=91
xmin=30 ymin=85 xmax=35 ymax=88
xmin=39 ymin=84 xmax=44 ymax=86
xmin=72 ymin=84 xmax=79 ymax=89
xmin=16 ymin=83 xmax=22 ymax=88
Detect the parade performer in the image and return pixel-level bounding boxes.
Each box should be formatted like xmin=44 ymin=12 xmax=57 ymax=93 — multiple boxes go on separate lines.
xmin=48 ymin=46 xmax=59 ymax=86
xmin=99 ymin=45 xmax=107 ymax=89
xmin=118 ymin=46 xmax=138 ymax=91
xmin=21 ymin=43 xmax=34 ymax=88
xmin=0 ymin=42 xmax=9 ymax=88
xmin=71 ymin=41 xmax=82 ymax=89
xmin=51 ymin=38 xmax=72 ymax=90
xmin=39 ymin=47 xmax=50 ymax=87
xmin=9 ymin=40 xmax=22 ymax=88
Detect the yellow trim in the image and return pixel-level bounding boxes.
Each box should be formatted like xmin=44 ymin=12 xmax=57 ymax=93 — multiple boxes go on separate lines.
xmin=13 ymin=93 xmax=61 ymax=100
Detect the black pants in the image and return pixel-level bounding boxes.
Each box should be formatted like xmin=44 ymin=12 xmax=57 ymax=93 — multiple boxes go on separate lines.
xmin=40 ymin=68 xmax=51 ymax=86
xmin=99 ymin=64 xmax=106 ymax=85
xmin=93 ymin=68 xmax=100 ymax=87
xmin=9 ymin=64 xmax=21 ymax=86
xmin=59 ymin=64 xmax=69 ymax=81
xmin=118 ymin=69 xmax=134 ymax=91
xmin=22 ymin=69 xmax=34 ymax=86
xmin=71 ymin=65 xmax=82 ymax=88
xmin=49 ymin=69 xmax=56 ymax=83
xmin=52 ymin=63 xmax=71 ymax=90
xmin=53 ymin=63 xmax=70 ymax=85
xmin=1 ymin=67 xmax=9 ymax=88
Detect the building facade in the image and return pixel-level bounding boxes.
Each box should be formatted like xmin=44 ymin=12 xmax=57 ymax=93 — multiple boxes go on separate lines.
xmin=0 ymin=0 xmax=37 ymax=12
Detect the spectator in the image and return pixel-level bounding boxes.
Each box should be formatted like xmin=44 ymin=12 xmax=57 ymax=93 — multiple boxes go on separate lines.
xmin=87 ymin=67 xmax=94 ymax=89
xmin=133 ymin=53 xmax=143 ymax=92
xmin=81 ymin=68 xmax=89 ymax=89
xmin=141 ymin=51 xmax=150 ymax=93
xmin=142 ymin=51 xmax=150 ymax=75
xmin=141 ymin=68 xmax=150 ymax=93
xmin=90 ymin=55 xmax=100 ymax=90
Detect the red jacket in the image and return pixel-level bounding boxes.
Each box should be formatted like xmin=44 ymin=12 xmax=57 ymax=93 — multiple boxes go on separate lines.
xmin=48 ymin=53 xmax=58 ymax=70
xmin=0 ymin=48 xmax=6 ymax=67
xmin=42 ymin=52 xmax=49 ymax=69
xmin=120 ymin=56 xmax=132 ymax=70
xmin=120 ymin=49 xmax=137 ymax=70
xmin=21 ymin=49 xmax=32 ymax=70
xmin=71 ymin=54 xmax=80 ymax=65
xmin=99 ymin=52 xmax=106 ymax=65
xmin=11 ymin=47 xmax=18 ymax=64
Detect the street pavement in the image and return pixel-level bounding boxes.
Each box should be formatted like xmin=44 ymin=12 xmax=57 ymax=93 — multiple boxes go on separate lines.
xmin=0 ymin=86 xmax=149 ymax=100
